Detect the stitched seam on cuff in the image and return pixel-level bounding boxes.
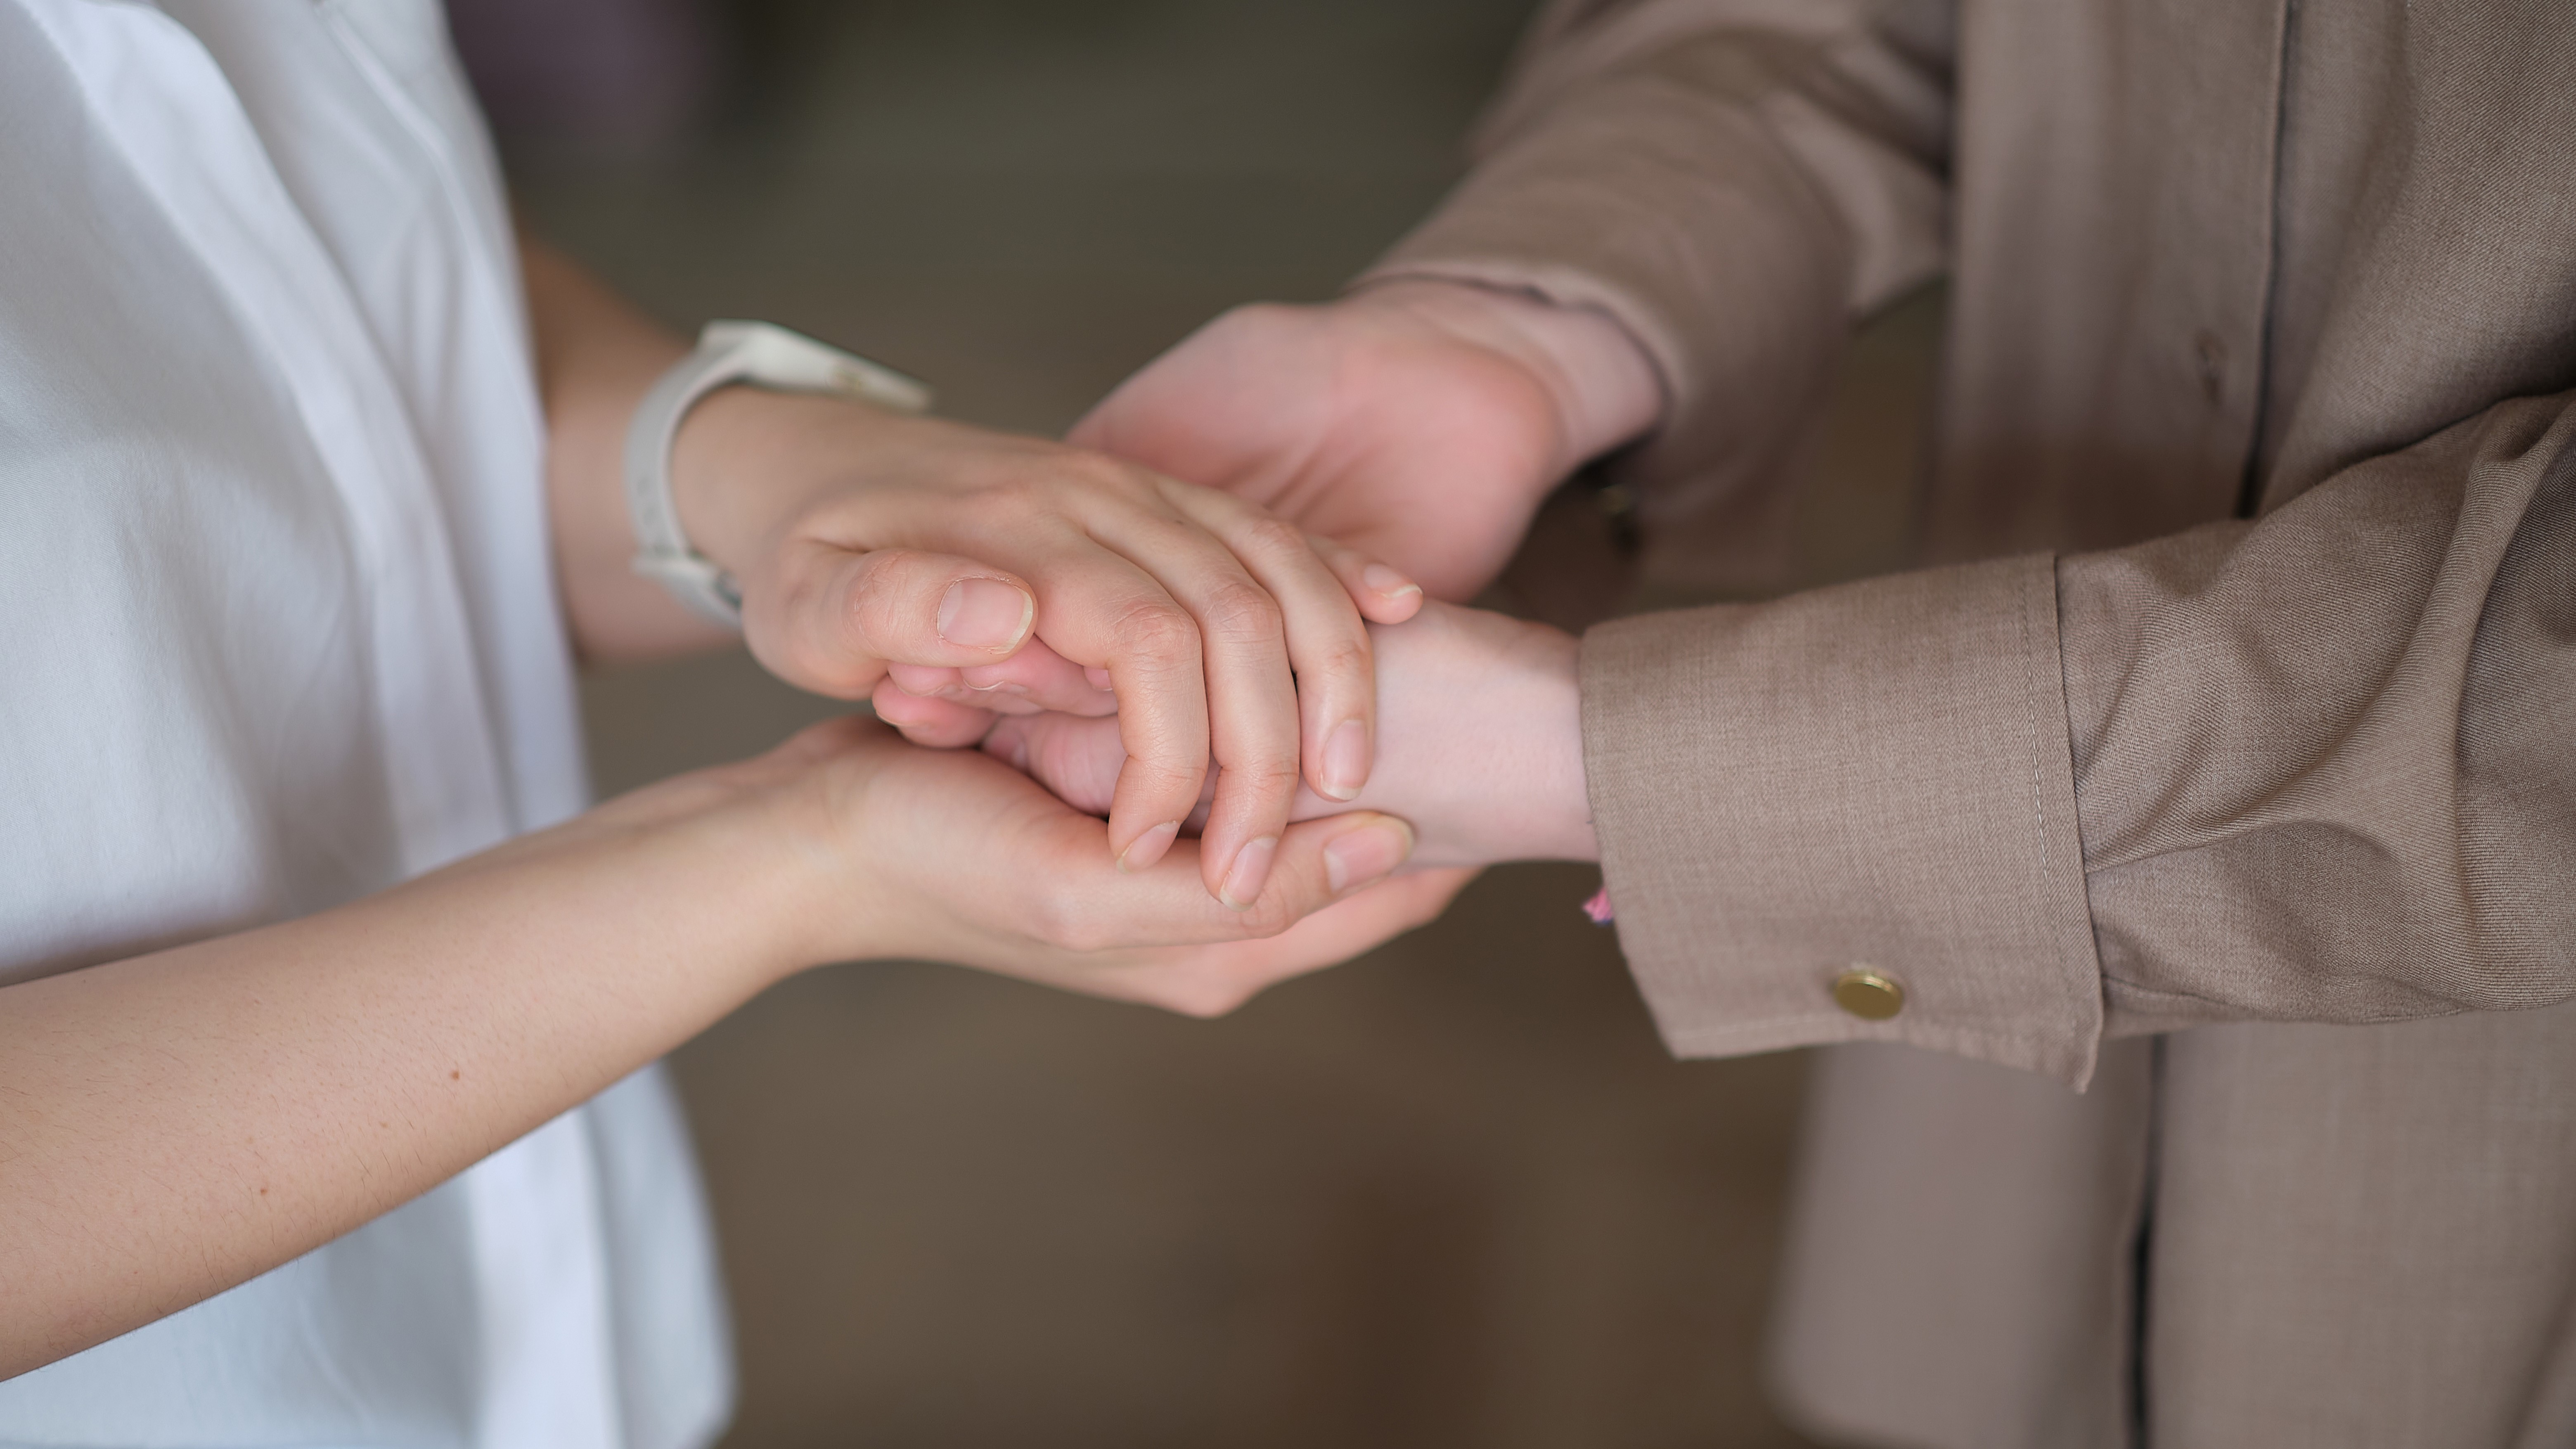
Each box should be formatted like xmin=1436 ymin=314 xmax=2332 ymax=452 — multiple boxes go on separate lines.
xmin=1658 ymin=1016 xmax=2092 ymax=1086
xmin=2024 ymin=566 xmax=2052 ymax=930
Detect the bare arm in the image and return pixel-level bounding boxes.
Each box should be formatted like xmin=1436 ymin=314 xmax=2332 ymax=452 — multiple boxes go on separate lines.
xmin=0 ymin=761 xmax=799 ymax=1376
xmin=0 ymin=722 xmax=1445 ymax=1378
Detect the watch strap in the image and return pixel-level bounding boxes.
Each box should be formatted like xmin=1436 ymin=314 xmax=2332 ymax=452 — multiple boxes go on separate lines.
xmin=623 ymin=320 xmax=932 ymax=628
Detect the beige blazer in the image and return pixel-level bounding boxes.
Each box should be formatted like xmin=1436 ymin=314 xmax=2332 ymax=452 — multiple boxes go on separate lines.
xmin=1366 ymin=1 xmax=2576 ymax=1444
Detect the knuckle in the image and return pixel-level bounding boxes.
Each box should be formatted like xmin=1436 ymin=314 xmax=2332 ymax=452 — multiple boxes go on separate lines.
xmin=1127 ymin=759 xmax=1206 ymax=800
xmin=1232 ymin=514 xmax=1307 ymax=561
xmin=1311 ymin=635 xmax=1372 ymax=681
xmin=1228 ymin=760 xmax=1305 ymax=799
xmin=1198 ymin=580 xmax=1284 ymax=646
xmin=839 ymin=552 xmax=914 ymax=633
xmin=1110 ymin=597 xmax=1199 ymax=661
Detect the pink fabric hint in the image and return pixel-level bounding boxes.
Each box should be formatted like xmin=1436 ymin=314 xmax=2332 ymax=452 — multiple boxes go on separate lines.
xmin=1581 ymin=885 xmax=1615 ymax=925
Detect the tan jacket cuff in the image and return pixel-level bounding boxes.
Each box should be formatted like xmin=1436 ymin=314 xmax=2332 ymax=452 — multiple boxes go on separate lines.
xmin=1580 ymin=555 xmax=2108 ymax=1088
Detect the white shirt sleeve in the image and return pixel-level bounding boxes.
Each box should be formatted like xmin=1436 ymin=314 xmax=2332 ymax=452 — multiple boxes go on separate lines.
xmin=0 ymin=4 xmax=729 ymax=1443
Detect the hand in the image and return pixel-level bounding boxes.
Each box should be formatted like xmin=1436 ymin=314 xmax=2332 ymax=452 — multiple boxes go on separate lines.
xmin=0 ymin=713 xmax=1473 ymax=1376
xmin=975 ymin=600 xmax=1598 ymax=871
xmin=521 ymin=246 xmax=1427 ymax=905
xmin=1068 ymin=279 xmax=1663 ymax=601
xmin=668 ymin=387 xmax=1424 ymax=907
xmin=673 ymin=715 xmax=1477 ymax=1013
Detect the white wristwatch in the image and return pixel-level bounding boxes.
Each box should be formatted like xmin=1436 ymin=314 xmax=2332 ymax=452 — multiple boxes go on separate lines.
xmin=623 ymin=320 xmax=933 ymax=627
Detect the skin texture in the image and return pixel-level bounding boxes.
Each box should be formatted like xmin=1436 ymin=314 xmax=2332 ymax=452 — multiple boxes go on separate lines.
xmin=985 ymin=601 xmax=1602 ymax=869
xmin=0 ymin=247 xmax=1475 ymax=1378
xmin=1068 ymin=278 xmax=1664 ymax=601
xmin=0 ymin=717 xmax=1466 ymax=1380
xmin=905 ymin=280 xmax=1665 ymax=872
xmin=863 ymin=276 xmax=1667 ymax=773
xmin=525 ymin=242 xmax=1425 ymax=901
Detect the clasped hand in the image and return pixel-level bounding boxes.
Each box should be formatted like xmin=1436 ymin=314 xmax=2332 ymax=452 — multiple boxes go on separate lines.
xmin=863 ymin=278 xmax=1632 ymax=908
xmin=644 ymin=379 xmax=1494 ymax=1013
xmin=646 ymin=277 xmax=1641 ymax=1011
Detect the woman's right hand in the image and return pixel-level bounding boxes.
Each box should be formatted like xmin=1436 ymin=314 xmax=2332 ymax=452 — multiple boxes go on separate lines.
xmin=673 ymin=714 xmax=1474 ymax=1015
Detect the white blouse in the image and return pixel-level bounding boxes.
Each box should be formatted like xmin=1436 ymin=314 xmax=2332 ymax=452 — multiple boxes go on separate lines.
xmin=0 ymin=2 xmax=730 ymax=1444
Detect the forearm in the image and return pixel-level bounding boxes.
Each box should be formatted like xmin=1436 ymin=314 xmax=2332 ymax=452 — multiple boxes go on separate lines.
xmin=0 ymin=768 xmax=810 ymax=1378
xmin=0 ymin=703 xmax=1450 ymax=1376
xmin=2063 ymin=395 xmax=2576 ymax=1030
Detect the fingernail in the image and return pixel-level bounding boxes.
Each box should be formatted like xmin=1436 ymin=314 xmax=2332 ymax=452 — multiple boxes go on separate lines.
xmin=1084 ymin=667 xmax=1115 ymax=693
xmin=1117 ymin=820 xmax=1181 ymax=874
xmin=1362 ymin=563 xmax=1421 ymax=599
xmin=1218 ymin=835 xmax=1279 ymax=910
xmin=1324 ymin=818 xmax=1414 ymax=895
xmin=1315 ymin=719 xmax=1368 ymax=801
xmin=938 ymin=578 xmax=1034 ymax=652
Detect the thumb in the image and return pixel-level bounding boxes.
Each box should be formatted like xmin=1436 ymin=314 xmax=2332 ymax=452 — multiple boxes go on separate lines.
xmin=746 ymin=542 xmax=1035 ymax=699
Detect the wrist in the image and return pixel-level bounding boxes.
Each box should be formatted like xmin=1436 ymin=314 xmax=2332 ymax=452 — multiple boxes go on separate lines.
xmin=1510 ymin=623 xmax=1599 ymax=864
xmin=562 ymin=746 xmax=863 ymax=987
xmin=662 ymin=384 xmax=908 ymax=588
xmin=1340 ymin=278 xmax=1662 ymax=474
xmin=663 ymin=385 xmax=820 ymax=582
xmin=642 ymin=323 xmax=936 ymax=626
xmin=1350 ymin=602 xmax=1598 ymax=867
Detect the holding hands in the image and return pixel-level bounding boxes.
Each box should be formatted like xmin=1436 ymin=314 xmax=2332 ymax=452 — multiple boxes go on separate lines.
xmin=551 ymin=264 xmax=1661 ymax=1002
xmin=862 ymin=278 xmax=1661 ymax=935
xmin=621 ymin=381 xmax=1485 ymax=1009
xmin=1 ymin=247 xmax=1655 ymax=1378
xmin=668 ymin=388 xmax=1425 ymax=905
xmin=535 ymin=242 xmax=1429 ymax=934
xmin=975 ymin=599 xmax=1600 ymax=871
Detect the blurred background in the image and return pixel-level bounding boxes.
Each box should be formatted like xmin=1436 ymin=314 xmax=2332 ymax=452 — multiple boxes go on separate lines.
xmin=458 ymin=1 xmax=1937 ymax=1443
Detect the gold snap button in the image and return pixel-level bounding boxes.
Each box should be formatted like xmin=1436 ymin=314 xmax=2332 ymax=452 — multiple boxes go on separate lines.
xmin=1831 ymin=968 xmax=1905 ymax=1021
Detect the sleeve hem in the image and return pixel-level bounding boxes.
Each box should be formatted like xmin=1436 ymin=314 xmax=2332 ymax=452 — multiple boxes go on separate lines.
xmin=1581 ymin=554 xmax=2109 ymax=1088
